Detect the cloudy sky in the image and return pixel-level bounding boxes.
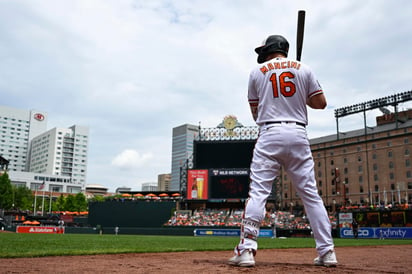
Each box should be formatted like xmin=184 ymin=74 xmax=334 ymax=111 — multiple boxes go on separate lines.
xmin=1 ymin=0 xmax=411 ymax=192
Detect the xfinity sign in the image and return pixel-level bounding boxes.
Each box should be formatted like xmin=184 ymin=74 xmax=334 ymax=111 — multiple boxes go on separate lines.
xmin=340 ymin=227 xmax=412 ymax=239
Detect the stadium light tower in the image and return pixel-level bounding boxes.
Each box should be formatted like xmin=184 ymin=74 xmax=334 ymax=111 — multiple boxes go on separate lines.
xmin=334 ymin=90 xmax=412 ymax=207
xmin=334 ymin=91 xmax=412 ymax=140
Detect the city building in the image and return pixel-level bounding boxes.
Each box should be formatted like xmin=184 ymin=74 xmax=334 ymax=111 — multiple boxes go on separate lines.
xmin=7 ymin=170 xmax=81 ymax=193
xmin=85 ymin=184 xmax=109 ymax=197
xmin=115 ymin=186 xmax=132 ymax=194
xmin=141 ymin=182 xmax=158 ymax=192
xmin=29 ymin=125 xmax=89 ymax=186
xmin=0 ymin=155 xmax=9 ymax=170
xmin=158 ymin=173 xmax=171 ymax=191
xmin=170 ymin=124 xmax=199 ymax=191
xmin=0 ymin=106 xmax=47 ymax=171
xmin=1 ymin=106 xmax=89 ymax=193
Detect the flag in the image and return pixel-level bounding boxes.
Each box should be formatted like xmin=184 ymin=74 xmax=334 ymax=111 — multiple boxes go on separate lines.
xmin=39 ymin=181 xmax=45 ymax=190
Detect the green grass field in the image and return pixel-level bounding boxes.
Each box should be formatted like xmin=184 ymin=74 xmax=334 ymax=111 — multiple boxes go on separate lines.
xmin=1 ymin=233 xmax=412 ymax=258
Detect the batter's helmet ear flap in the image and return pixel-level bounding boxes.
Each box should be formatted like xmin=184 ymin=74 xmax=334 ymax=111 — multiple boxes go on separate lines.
xmin=257 ymin=53 xmax=268 ymax=64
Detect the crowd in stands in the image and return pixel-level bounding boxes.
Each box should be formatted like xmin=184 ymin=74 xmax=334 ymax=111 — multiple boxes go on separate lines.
xmin=164 ymin=209 xmax=337 ymax=229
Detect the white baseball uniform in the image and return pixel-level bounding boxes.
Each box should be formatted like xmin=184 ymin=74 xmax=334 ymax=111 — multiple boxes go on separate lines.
xmin=234 ymin=57 xmax=334 ymax=258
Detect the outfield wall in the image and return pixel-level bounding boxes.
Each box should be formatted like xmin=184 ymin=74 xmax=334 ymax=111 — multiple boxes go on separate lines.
xmin=88 ymin=200 xmax=176 ymax=228
xmin=68 ymin=226 xmax=316 ymax=237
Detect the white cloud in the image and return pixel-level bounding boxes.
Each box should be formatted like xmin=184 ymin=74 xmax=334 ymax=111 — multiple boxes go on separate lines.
xmin=111 ymin=149 xmax=153 ymax=170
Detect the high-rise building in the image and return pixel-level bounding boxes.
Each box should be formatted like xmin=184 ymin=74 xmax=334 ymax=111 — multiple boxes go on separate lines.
xmin=29 ymin=125 xmax=89 ymax=186
xmin=158 ymin=173 xmax=171 ymax=191
xmin=0 ymin=106 xmax=47 ymax=171
xmin=1 ymin=105 xmax=90 ymax=192
xmin=170 ymin=124 xmax=199 ymax=191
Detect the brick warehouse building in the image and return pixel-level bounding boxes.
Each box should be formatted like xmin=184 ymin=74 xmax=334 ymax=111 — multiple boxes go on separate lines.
xmin=279 ymin=109 xmax=412 ymax=210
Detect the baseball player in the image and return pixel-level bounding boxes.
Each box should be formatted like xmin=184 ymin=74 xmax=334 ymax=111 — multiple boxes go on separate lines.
xmin=228 ymin=35 xmax=337 ymax=267
xmin=270 ymin=211 xmax=277 ymax=239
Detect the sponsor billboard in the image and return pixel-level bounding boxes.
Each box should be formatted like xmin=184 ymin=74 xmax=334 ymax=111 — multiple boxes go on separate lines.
xmin=338 ymin=212 xmax=353 ymax=228
xmin=340 ymin=227 xmax=412 ymax=239
xmin=194 ymin=228 xmax=273 ymax=237
xmin=187 ymin=170 xmax=208 ymax=199
xmin=16 ymin=226 xmax=64 ymax=234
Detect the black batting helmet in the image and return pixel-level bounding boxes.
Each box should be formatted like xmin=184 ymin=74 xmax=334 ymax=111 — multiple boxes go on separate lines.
xmin=255 ymin=35 xmax=289 ymax=64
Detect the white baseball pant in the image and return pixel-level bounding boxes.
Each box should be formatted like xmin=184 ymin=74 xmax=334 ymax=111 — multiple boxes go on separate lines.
xmin=236 ymin=123 xmax=334 ymax=257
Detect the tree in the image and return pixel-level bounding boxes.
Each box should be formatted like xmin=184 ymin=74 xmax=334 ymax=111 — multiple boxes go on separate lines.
xmin=89 ymin=195 xmax=105 ymax=202
xmin=74 ymin=192 xmax=88 ymax=212
xmin=0 ymin=172 xmax=13 ymax=209
xmin=55 ymin=194 xmax=66 ymax=211
xmin=53 ymin=193 xmax=89 ymax=212
xmin=64 ymin=195 xmax=76 ymax=212
xmin=13 ymin=185 xmax=34 ymax=210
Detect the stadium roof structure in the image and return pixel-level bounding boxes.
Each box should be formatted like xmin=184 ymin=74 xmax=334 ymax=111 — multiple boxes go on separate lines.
xmin=310 ymin=114 xmax=412 ymax=146
xmin=334 ymin=91 xmax=412 ymax=140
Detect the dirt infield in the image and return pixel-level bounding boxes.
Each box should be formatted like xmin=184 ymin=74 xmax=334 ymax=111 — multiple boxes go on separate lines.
xmin=0 ymin=245 xmax=411 ymax=273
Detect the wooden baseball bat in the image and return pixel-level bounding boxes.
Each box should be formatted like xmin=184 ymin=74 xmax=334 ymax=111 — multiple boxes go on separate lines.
xmin=296 ymin=10 xmax=306 ymax=61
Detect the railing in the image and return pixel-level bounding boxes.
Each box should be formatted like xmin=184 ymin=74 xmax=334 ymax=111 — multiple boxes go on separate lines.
xmin=197 ymin=126 xmax=259 ymax=141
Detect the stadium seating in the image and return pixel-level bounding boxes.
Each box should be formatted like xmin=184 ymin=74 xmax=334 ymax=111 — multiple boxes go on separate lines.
xmin=163 ymin=209 xmax=334 ymax=229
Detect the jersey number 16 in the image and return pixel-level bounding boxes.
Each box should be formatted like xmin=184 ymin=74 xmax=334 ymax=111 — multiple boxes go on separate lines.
xmin=270 ymin=72 xmax=296 ymax=98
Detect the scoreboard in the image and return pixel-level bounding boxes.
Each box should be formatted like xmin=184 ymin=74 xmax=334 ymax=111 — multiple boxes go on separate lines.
xmin=187 ymin=168 xmax=250 ymax=200
xmin=189 ymin=140 xmax=256 ymax=200
xmin=208 ymin=168 xmax=250 ymax=199
xmin=193 ymin=140 xmax=255 ymax=169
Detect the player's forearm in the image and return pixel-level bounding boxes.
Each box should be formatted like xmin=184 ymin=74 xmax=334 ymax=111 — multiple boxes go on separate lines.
xmin=307 ymin=93 xmax=327 ymax=109
xmin=249 ymin=102 xmax=258 ymax=121
xmin=251 ymin=112 xmax=258 ymax=121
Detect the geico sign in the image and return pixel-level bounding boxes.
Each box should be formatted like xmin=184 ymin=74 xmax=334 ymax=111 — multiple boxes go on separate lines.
xmin=343 ymin=229 xmax=370 ymax=237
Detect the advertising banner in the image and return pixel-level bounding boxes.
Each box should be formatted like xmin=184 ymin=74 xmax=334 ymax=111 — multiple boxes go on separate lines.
xmin=338 ymin=212 xmax=352 ymax=228
xmin=194 ymin=228 xmax=273 ymax=237
xmin=16 ymin=226 xmax=64 ymax=234
xmin=340 ymin=227 xmax=412 ymax=239
xmin=187 ymin=170 xmax=208 ymax=199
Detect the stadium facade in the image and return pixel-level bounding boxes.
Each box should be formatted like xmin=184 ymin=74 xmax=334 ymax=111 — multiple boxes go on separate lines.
xmin=178 ymin=93 xmax=411 ymax=212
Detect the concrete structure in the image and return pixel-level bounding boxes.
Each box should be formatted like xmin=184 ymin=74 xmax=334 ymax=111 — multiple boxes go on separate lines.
xmin=0 ymin=155 xmax=9 ymax=170
xmin=115 ymin=186 xmax=132 ymax=194
xmin=1 ymin=106 xmax=89 ymax=193
xmin=29 ymin=125 xmax=89 ymax=186
xmin=0 ymin=106 xmax=47 ymax=171
xmin=158 ymin=173 xmax=171 ymax=191
xmin=85 ymin=184 xmax=108 ymax=196
xmin=7 ymin=170 xmax=82 ymax=193
xmin=170 ymin=124 xmax=199 ymax=191
xmin=141 ymin=182 xmax=158 ymax=192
